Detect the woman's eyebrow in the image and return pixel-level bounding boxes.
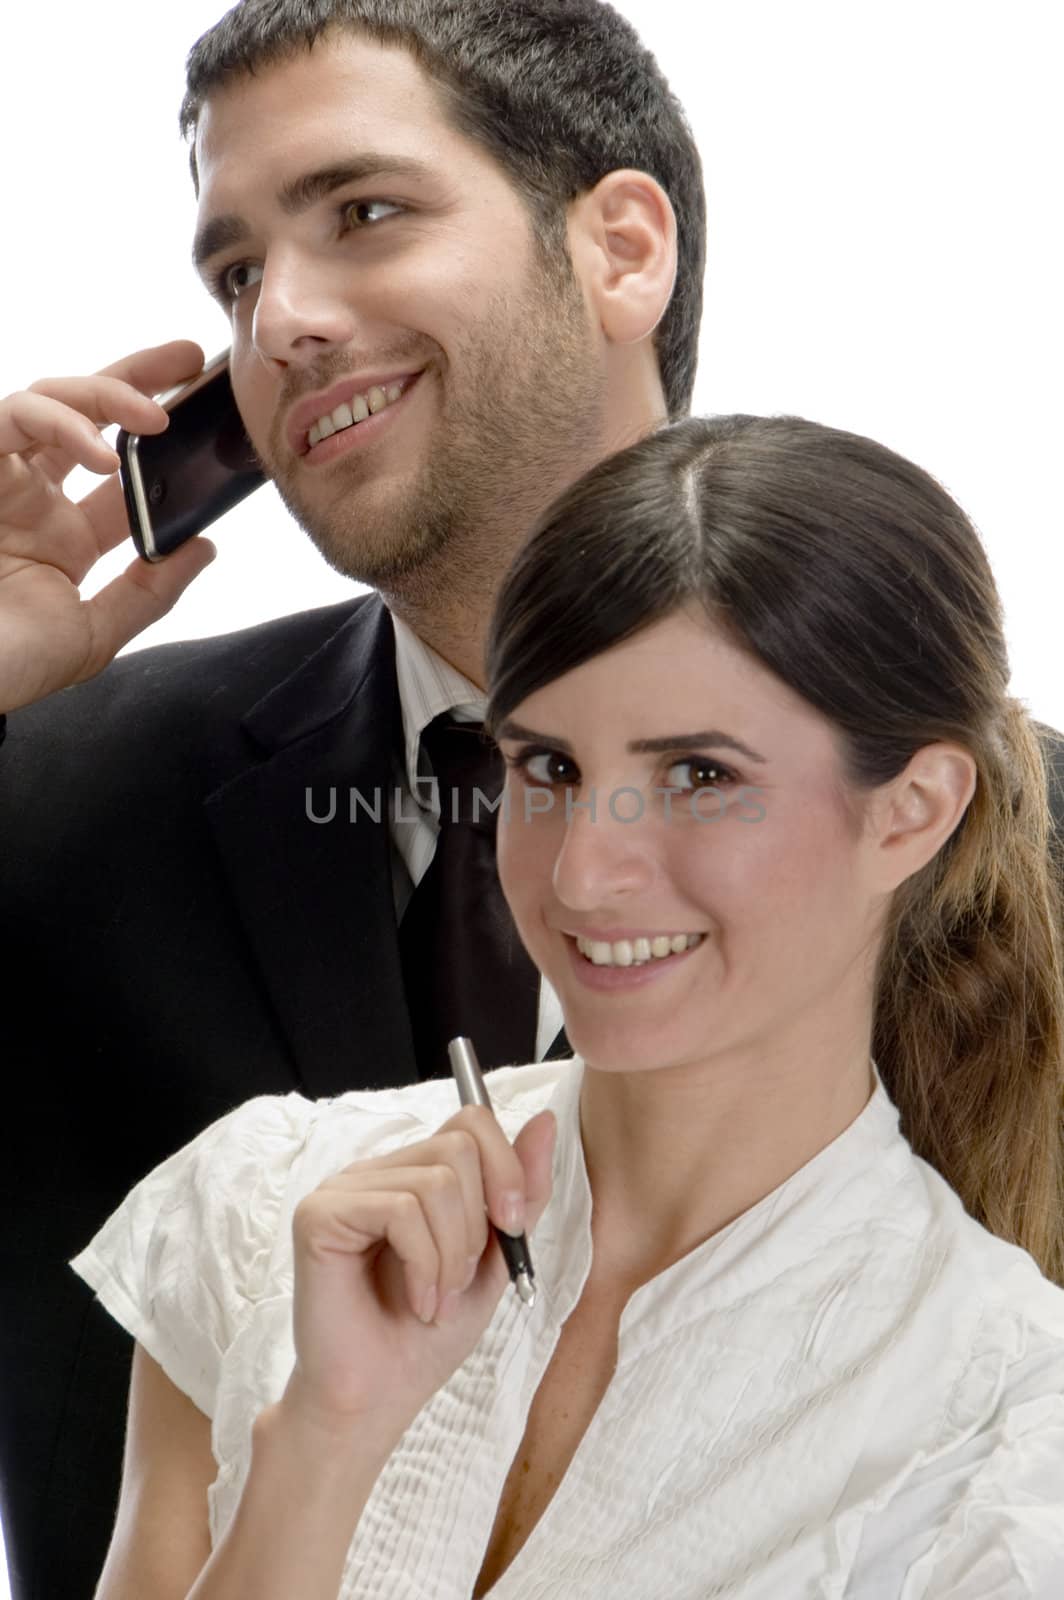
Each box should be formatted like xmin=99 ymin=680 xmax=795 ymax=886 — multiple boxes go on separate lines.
xmin=495 ymin=719 xmax=767 ymax=763
xmin=631 ymin=732 xmax=767 ymax=762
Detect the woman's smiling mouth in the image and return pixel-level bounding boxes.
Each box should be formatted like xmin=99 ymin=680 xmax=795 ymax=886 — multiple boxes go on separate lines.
xmin=574 ymin=932 xmax=705 ymax=967
xmin=563 ymin=931 xmax=707 ymax=991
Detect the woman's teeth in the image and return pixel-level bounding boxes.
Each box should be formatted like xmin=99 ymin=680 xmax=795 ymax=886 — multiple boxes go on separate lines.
xmin=575 ymin=933 xmax=704 ymax=967
xmin=307 ymin=381 xmax=406 ymax=448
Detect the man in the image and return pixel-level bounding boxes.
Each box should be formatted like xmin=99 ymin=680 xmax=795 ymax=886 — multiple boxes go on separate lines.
xmin=0 ymin=1 xmax=708 ymax=1594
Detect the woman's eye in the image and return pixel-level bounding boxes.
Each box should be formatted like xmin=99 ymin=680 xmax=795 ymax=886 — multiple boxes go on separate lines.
xmin=512 ymin=750 xmax=578 ymax=786
xmin=664 ymin=757 xmax=735 ymax=790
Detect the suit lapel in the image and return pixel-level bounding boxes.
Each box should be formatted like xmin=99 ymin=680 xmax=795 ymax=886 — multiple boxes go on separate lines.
xmin=204 ymin=595 xmax=417 ymax=1098
xmin=546 ymin=1026 xmax=572 ymax=1060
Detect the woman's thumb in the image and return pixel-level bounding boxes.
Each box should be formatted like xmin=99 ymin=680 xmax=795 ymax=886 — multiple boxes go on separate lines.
xmin=514 ymin=1109 xmax=558 ymax=1225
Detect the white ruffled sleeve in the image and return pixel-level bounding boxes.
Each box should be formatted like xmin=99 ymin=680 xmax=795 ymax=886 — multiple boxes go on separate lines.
xmin=899 ymin=1391 xmax=1064 ymax=1597
xmin=69 ymin=1092 xmax=319 ymax=1419
xmin=848 ymin=1314 xmax=1064 ymax=1599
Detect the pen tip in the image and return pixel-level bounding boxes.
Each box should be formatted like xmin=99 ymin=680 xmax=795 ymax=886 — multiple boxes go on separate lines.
xmin=515 ymin=1271 xmax=536 ymax=1307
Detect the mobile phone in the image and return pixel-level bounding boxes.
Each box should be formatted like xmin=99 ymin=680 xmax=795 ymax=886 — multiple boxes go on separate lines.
xmin=116 ymin=349 xmax=267 ymax=562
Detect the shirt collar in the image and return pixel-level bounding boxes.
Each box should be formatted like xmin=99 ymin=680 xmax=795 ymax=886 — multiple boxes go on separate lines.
xmin=389 ymin=609 xmax=486 ymax=803
xmin=535 ymin=1055 xmax=906 ymax=1349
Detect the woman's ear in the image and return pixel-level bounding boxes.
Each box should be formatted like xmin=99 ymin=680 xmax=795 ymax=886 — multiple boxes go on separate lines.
xmin=867 ymin=743 xmax=977 ymax=890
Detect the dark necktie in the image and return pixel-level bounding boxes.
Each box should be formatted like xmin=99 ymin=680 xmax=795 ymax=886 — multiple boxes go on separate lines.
xmin=398 ymin=713 xmax=541 ymax=1080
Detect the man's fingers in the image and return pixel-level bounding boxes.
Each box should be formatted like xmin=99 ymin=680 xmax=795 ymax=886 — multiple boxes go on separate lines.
xmin=78 ymin=538 xmax=217 ymax=678
xmin=79 ymin=474 xmax=143 ymax=561
xmin=1 ymin=384 xmax=166 ymax=500
xmin=94 ymin=339 xmax=207 ymax=398
xmin=0 ymin=342 xmax=206 ymax=487
xmin=0 ymin=388 xmax=123 ymax=470
xmin=18 ymin=377 xmax=170 ymax=441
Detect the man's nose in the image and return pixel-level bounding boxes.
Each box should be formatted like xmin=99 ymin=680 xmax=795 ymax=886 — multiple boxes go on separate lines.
xmin=550 ymin=790 xmax=658 ymax=910
xmin=251 ymin=251 xmax=361 ymax=362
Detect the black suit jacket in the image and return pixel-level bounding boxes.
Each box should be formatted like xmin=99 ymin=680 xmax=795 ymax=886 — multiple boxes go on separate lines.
xmin=0 ymin=592 xmax=438 ymax=1599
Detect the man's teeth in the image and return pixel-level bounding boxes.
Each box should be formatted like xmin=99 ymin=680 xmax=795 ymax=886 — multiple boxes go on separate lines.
xmin=307 ymin=381 xmax=406 ymax=448
xmin=575 ymin=933 xmax=704 ymax=967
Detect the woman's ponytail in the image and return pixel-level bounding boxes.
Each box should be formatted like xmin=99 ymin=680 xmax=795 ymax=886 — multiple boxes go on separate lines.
xmin=874 ymin=698 xmax=1064 ymax=1285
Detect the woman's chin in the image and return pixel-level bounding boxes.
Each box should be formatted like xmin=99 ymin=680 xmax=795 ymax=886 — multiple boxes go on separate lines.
xmin=561 ymin=1014 xmax=682 ymax=1073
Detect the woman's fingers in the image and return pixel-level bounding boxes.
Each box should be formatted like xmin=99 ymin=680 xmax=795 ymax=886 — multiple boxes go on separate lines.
xmin=307 ymin=1106 xmax=558 ymax=1327
xmin=378 ymin=1162 xmax=480 ymax=1323
xmin=294 ymin=1175 xmax=446 ymax=1326
xmin=318 ymin=1157 xmax=487 ymax=1323
xmin=283 ymin=1107 xmax=559 ymax=1431
xmin=400 ymin=1104 xmax=532 ymax=1233
xmin=509 ymin=1110 xmax=558 ymax=1229
xmin=426 ymin=1124 xmax=499 ymax=1247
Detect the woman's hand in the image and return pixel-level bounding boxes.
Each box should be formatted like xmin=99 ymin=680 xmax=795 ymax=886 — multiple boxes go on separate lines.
xmin=0 ymin=341 xmax=216 ymax=714
xmin=281 ymin=1104 xmax=558 ymax=1441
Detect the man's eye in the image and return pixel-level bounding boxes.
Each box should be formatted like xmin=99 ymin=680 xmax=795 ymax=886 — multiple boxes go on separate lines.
xmin=341 ymin=198 xmax=403 ymax=230
xmin=211 ymin=200 xmax=402 ymax=304
xmin=664 ymin=757 xmax=736 ymax=790
xmin=214 ymin=261 xmax=263 ymax=304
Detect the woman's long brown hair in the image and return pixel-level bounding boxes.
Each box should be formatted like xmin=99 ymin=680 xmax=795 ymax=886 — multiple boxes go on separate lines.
xmin=486 ymin=414 xmax=1064 ymax=1285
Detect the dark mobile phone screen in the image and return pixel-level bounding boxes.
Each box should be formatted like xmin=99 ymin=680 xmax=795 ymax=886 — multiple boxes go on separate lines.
xmin=117 ymin=357 xmax=267 ymax=562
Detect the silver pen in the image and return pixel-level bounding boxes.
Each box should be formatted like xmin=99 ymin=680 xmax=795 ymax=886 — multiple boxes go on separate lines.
xmin=447 ymin=1036 xmax=536 ymax=1306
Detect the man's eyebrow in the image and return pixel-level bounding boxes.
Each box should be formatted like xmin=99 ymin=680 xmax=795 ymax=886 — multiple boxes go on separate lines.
xmin=494 ymin=720 xmax=767 ymax=764
xmin=191 ymin=152 xmax=438 ymax=270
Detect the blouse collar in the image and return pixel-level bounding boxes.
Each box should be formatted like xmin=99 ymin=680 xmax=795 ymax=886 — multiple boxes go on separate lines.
xmin=533 ymin=1055 xmax=906 ymax=1352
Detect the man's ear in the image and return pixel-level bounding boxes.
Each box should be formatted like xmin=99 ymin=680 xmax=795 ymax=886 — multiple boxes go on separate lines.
xmin=866 ymin=742 xmax=977 ymax=891
xmin=568 ymin=168 xmax=678 ymax=347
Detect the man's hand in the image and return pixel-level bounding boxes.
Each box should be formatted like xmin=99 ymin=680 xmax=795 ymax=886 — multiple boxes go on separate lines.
xmin=0 ymin=340 xmax=218 ymax=714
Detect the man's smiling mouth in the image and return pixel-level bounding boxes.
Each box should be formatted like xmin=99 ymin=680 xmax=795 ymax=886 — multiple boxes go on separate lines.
xmin=305 ymin=377 xmax=412 ymax=450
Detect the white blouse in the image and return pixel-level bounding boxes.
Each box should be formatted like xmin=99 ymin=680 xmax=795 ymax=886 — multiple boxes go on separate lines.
xmin=70 ymin=1057 xmax=1064 ymax=1599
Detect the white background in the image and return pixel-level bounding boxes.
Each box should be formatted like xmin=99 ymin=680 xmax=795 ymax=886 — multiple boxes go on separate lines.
xmin=2 ymin=1 xmax=1061 ymax=1591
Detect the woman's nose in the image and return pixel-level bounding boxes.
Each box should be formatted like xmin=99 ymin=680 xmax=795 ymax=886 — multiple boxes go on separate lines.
xmin=550 ymin=789 xmax=658 ymax=910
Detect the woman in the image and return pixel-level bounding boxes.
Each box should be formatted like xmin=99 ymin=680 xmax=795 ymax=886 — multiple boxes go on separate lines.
xmin=73 ymin=414 xmax=1064 ymax=1598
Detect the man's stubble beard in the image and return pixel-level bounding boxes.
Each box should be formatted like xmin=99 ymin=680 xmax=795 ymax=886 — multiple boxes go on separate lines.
xmin=266 ymin=258 xmax=607 ymax=606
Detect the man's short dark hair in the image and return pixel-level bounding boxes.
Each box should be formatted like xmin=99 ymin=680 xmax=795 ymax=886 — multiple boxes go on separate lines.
xmin=179 ymin=0 xmax=706 ymax=421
